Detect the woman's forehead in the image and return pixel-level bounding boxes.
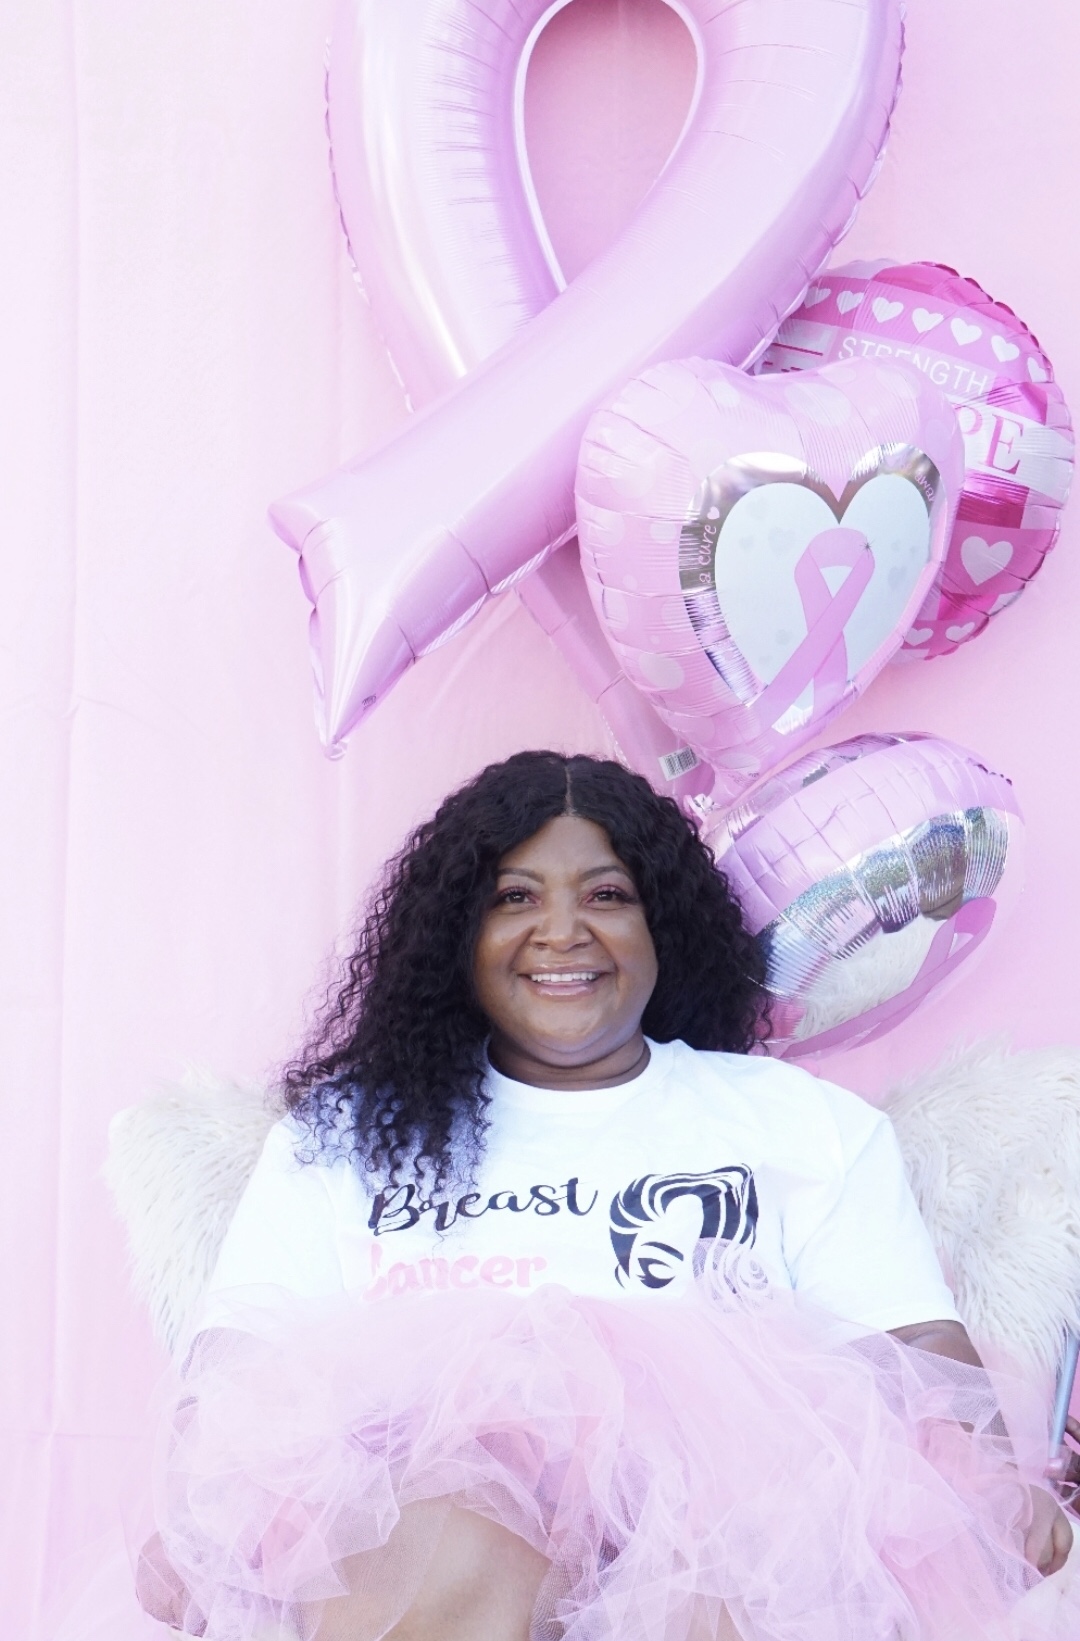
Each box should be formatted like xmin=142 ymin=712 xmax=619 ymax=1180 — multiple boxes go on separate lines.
xmin=496 ymin=815 xmax=628 ymax=877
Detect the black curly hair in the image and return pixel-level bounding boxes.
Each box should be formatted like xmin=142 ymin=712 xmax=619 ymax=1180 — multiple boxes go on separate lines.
xmin=283 ymin=751 xmax=767 ymax=1189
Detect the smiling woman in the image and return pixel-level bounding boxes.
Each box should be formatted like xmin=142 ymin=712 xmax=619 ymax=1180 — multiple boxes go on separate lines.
xmin=133 ymin=753 xmax=1075 ymax=1641
xmin=473 ymin=813 xmax=660 ymax=1085
xmin=278 ymin=750 xmax=764 ymax=1189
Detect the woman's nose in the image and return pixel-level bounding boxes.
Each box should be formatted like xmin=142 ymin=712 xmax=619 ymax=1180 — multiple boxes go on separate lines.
xmin=532 ymin=896 xmax=590 ymax=948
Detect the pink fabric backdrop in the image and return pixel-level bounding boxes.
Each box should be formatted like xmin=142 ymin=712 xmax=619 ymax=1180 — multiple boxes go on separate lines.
xmin=3 ymin=0 xmax=1078 ymax=1629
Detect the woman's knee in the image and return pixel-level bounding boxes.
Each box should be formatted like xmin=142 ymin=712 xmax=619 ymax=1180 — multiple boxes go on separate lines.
xmin=310 ymin=1504 xmax=548 ymax=1641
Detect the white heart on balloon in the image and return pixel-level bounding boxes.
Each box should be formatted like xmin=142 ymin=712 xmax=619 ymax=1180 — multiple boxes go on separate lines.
xmin=912 ymin=308 xmax=943 ymax=334
xmin=960 ymin=534 xmax=1013 ymax=585
xmin=991 ymin=335 xmax=1020 ymax=363
xmin=694 ymin=456 xmax=935 ymax=697
xmin=836 ymin=290 xmax=863 ymax=314
xmin=871 ymin=297 xmax=903 ymax=323
xmin=951 ymin=318 xmax=982 ymax=346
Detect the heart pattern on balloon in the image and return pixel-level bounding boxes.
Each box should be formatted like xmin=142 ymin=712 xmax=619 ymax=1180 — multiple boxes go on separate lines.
xmin=960 ymin=534 xmax=1013 ymax=586
xmin=912 ymin=308 xmax=943 ymax=334
xmin=576 ymin=358 xmax=963 ymax=802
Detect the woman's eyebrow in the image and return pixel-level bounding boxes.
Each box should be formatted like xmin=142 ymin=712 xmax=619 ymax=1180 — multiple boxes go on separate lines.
xmin=495 ymin=862 xmax=631 ymax=882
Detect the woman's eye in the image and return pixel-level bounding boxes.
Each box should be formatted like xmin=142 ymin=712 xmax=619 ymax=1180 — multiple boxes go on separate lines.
xmin=492 ymin=883 xmax=635 ymax=907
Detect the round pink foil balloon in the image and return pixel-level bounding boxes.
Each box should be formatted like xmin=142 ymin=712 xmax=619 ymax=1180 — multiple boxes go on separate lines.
xmin=762 ymin=261 xmax=1075 ymax=658
xmin=270 ymin=0 xmax=905 ymax=751
xmin=705 ymin=732 xmax=1023 ymax=1058
xmin=576 ymin=358 xmax=962 ymax=803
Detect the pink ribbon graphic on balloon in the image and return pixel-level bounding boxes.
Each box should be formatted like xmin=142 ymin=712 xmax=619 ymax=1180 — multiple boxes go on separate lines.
xmin=752 ymin=526 xmax=875 ymax=728
xmin=270 ymin=0 xmax=905 ymax=763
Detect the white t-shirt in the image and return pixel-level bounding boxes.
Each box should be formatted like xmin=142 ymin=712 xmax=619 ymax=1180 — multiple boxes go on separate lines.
xmin=200 ymin=1039 xmax=958 ymax=1334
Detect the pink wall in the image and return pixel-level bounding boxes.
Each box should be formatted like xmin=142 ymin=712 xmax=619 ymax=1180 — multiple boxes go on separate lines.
xmin=4 ymin=0 xmax=1077 ymax=1629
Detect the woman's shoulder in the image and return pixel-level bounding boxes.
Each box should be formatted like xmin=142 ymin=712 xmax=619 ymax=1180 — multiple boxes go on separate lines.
xmin=663 ymin=1040 xmax=887 ymax=1145
xmin=261 ymin=1097 xmax=358 ymax=1175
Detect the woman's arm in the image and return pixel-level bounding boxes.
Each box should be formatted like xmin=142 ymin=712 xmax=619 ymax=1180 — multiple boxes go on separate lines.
xmin=887 ymin=1317 xmax=982 ymax=1365
xmin=888 ymin=1318 xmax=1074 ymax=1577
xmin=780 ymin=1080 xmax=1074 ymax=1580
xmin=136 ymin=1531 xmax=206 ymax=1633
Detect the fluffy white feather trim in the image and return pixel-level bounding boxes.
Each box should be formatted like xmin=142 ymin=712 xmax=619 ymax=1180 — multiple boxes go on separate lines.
xmin=884 ymin=1040 xmax=1080 ymax=1380
xmin=103 ymin=1069 xmax=281 ymax=1352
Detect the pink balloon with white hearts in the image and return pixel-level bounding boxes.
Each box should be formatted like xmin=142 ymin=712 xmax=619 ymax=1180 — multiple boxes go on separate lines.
xmin=576 ymin=357 xmax=963 ymax=803
xmin=763 ymin=261 xmax=1074 ymax=658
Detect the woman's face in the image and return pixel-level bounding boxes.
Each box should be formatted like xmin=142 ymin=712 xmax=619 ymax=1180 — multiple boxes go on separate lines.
xmin=472 ymin=814 xmax=659 ymax=1087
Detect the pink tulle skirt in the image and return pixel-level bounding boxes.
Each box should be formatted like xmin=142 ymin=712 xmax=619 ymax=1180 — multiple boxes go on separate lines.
xmin=138 ymin=1280 xmax=1076 ymax=1640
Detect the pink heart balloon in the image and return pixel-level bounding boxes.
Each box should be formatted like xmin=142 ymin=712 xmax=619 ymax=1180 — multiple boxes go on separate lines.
xmin=762 ymin=261 xmax=1075 ymax=658
xmin=576 ymin=358 xmax=963 ymax=801
xmin=703 ymin=731 xmax=1022 ymax=1058
xmin=270 ymin=0 xmax=904 ymax=752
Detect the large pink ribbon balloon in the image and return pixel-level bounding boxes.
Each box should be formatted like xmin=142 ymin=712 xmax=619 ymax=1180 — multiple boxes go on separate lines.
xmin=762 ymin=261 xmax=1075 ymax=658
xmin=706 ymin=732 xmax=1023 ymax=1058
xmin=317 ymin=0 xmax=711 ymax=796
xmin=270 ymin=0 xmax=904 ymax=754
xmin=576 ymin=357 xmax=962 ymax=802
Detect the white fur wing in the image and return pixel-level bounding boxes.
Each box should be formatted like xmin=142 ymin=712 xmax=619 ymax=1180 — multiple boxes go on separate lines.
xmin=103 ymin=1072 xmax=281 ymax=1352
xmin=885 ymin=1041 xmax=1080 ymax=1380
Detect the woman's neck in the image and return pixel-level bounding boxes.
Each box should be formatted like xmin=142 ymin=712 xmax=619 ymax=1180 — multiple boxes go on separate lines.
xmin=486 ymin=1031 xmax=651 ymax=1091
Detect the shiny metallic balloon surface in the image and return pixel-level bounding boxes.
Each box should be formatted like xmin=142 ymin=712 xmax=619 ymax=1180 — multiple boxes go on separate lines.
xmin=709 ymin=733 xmax=1022 ymax=1057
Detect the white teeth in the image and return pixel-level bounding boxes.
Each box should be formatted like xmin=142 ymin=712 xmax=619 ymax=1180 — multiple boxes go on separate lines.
xmin=527 ymin=972 xmax=599 ymax=985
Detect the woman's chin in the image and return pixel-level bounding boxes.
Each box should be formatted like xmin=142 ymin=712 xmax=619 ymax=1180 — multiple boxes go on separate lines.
xmin=506 ymin=1017 xmax=640 ymax=1075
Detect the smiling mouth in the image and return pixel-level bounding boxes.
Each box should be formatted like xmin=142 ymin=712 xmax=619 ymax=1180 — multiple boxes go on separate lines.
xmin=522 ymin=970 xmax=606 ymax=991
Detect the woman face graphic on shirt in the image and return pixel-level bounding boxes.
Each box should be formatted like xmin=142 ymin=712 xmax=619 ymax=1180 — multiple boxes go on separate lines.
xmin=472 ymin=815 xmax=659 ymax=1089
